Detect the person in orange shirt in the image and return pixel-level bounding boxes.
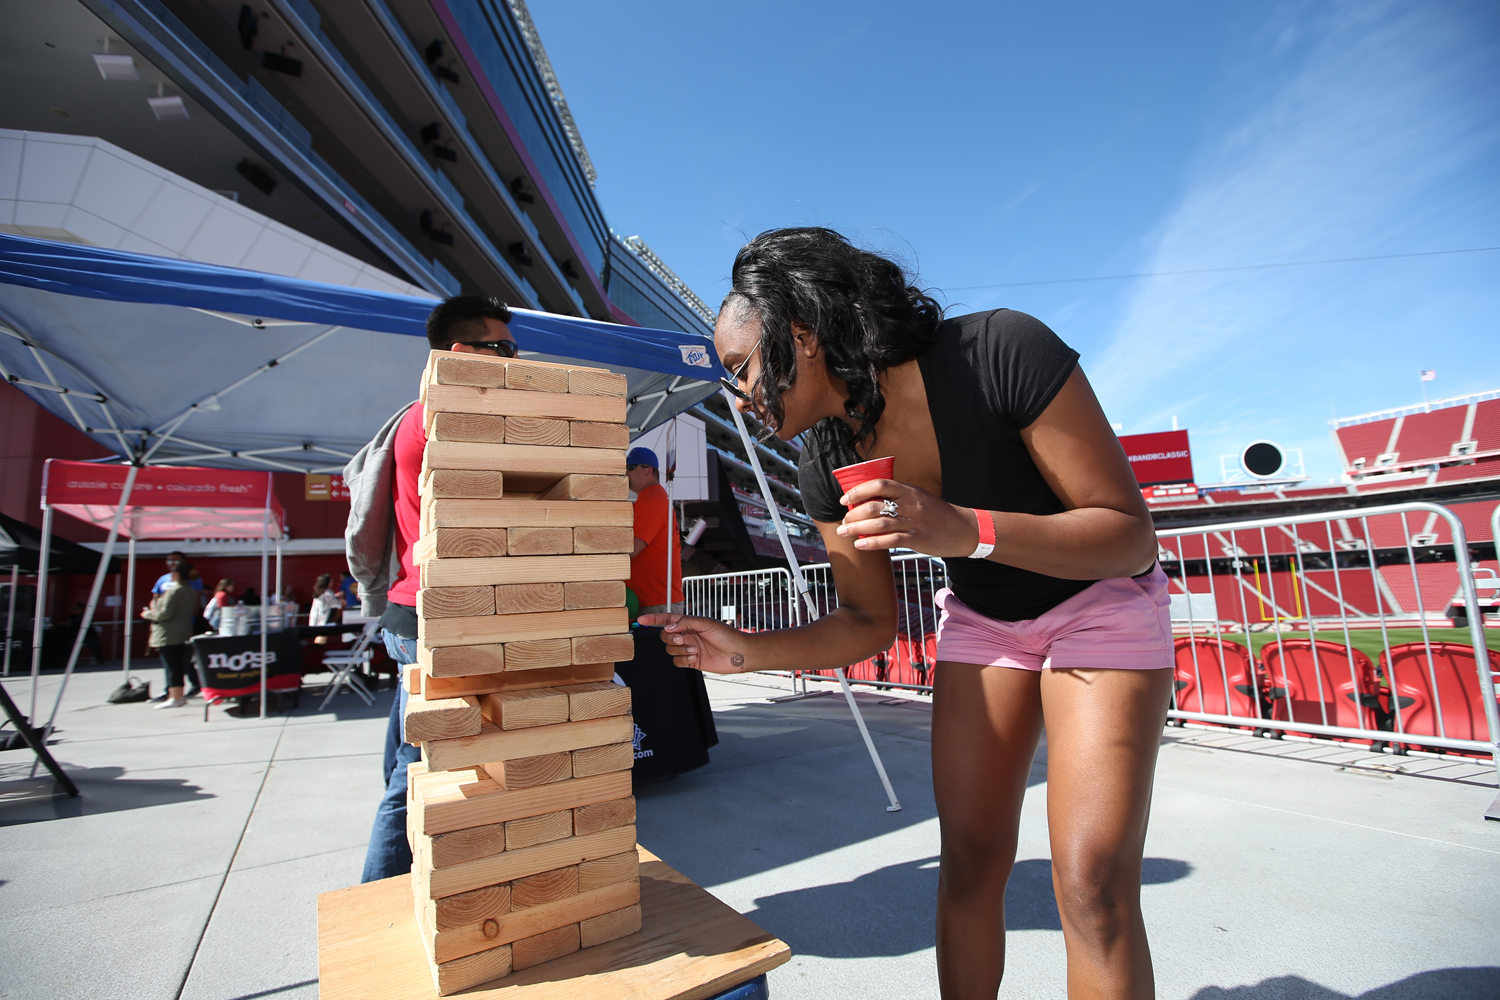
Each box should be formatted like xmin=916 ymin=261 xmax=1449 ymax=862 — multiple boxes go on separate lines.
xmin=625 ymin=447 xmax=684 ymax=616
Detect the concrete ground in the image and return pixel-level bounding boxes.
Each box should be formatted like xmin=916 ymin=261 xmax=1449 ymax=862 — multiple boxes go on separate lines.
xmin=2 ymin=664 xmax=1497 ymax=1000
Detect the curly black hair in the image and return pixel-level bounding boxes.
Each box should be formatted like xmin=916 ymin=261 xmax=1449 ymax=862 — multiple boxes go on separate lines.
xmin=724 ymin=228 xmax=943 ymax=463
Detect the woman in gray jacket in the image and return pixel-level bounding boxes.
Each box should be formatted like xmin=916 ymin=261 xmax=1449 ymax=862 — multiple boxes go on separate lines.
xmin=141 ymin=560 xmax=199 ymax=709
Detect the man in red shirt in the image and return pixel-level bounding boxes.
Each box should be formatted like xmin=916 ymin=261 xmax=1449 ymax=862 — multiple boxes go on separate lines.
xmin=625 ymin=447 xmax=684 ymax=616
xmin=357 ymin=295 xmax=516 ymax=882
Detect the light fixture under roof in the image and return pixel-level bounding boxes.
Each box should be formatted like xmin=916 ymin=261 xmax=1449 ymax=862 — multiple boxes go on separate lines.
xmin=94 ymin=53 xmax=138 ymax=81
xmin=149 ymin=96 xmax=189 ymax=121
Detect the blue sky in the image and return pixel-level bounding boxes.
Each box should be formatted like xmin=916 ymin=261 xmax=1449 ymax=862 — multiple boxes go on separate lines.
xmin=530 ymin=0 xmax=1500 ymax=483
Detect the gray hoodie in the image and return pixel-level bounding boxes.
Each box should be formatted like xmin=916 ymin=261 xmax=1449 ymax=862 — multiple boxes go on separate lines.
xmin=342 ymin=402 xmax=415 ymax=618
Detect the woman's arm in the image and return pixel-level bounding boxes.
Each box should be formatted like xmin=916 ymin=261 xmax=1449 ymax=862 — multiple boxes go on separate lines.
xmin=641 ymin=522 xmax=898 ymax=674
xmin=839 ymin=366 xmax=1158 ymax=580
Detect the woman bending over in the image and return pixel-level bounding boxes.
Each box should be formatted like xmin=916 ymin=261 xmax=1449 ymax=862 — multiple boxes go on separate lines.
xmin=642 ymin=228 xmax=1172 ymax=999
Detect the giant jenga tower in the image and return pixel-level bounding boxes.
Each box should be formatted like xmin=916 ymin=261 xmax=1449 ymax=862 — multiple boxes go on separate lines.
xmin=404 ymin=350 xmax=640 ymax=995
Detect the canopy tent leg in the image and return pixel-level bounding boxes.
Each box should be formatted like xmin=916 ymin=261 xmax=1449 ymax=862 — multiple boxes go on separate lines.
xmin=122 ymin=537 xmax=136 ymax=679
xmin=259 ymin=496 xmax=270 ymax=720
xmin=27 ymin=505 xmax=53 ymax=726
xmin=3 ymin=565 xmax=16 ymax=677
xmin=722 ymin=390 xmax=902 ymax=812
xmin=41 ymin=465 xmax=138 ymax=742
xmin=274 ymin=541 xmax=283 ymax=605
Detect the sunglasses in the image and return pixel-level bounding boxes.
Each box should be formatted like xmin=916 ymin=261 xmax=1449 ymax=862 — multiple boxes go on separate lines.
xmin=718 ymin=342 xmax=762 ymax=402
xmin=458 ymin=340 xmax=519 ymax=358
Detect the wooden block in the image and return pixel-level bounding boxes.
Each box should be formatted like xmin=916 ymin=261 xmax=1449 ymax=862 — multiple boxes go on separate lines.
xmin=569 ymin=420 xmax=630 ymax=449
xmin=430 ymin=879 xmax=638 ymax=965
xmin=430 ymin=411 xmax=506 ymax=444
xmin=483 ymin=752 xmax=571 ymax=789
xmin=568 ymin=368 xmax=628 ymax=397
xmin=420 ymin=607 xmax=630 ymax=648
xmin=422 ymin=468 xmax=505 ymax=499
xmin=404 ymin=690 xmax=482 ymax=744
xmin=423 ymin=554 xmax=630 ymax=589
xmin=572 ymin=526 xmax=633 ymax=555
xmin=417 ymin=528 xmax=507 ymax=560
xmin=493 ymin=583 xmax=564 ymax=615
xmin=510 ymin=865 xmax=579 ymax=909
xmin=422 ymin=441 xmax=622 ymax=481
xmin=564 ymin=580 xmax=626 ymax=610
xmin=579 ymin=903 xmax=641 ymax=948
xmin=479 ymin=688 xmax=569 ymax=730
xmin=560 ymin=681 xmax=631 ymax=721
xmin=503 ymin=416 xmax=568 ymax=446
xmin=421 ymin=825 xmax=637 ymax=899
xmin=417 ymin=586 xmax=495 ymax=619
xmin=506 ymin=810 xmax=574 ymax=851
xmin=506 ymin=526 xmax=574 ymax=556
xmin=507 ymin=364 xmax=569 ymax=394
xmin=431 ymin=355 xmax=508 ymax=388
xmin=578 ymin=850 xmax=640 ymax=893
xmin=535 ymin=474 xmax=630 ymax=502
xmin=511 ymin=923 xmax=580 ymax=971
xmin=432 ymin=883 xmax=509 ymax=932
xmin=424 ymin=498 xmax=632 ymax=528
xmin=572 ymin=742 xmax=634 ymax=778
xmin=415 ymin=770 xmax=631 ymax=836
xmin=404 ymin=662 xmax=423 ymax=695
xmin=501 ymin=637 xmax=573 ymax=671
xmin=573 ymin=633 xmax=634 ymax=665
xmin=430 ymin=823 xmax=506 ymax=868
xmin=430 ymin=942 xmax=512 ymax=995
xmin=422 ymin=643 xmax=505 ymax=678
xmin=574 ymin=795 xmax=635 ymax=837
xmin=424 ymin=383 xmax=627 ymax=423
xmin=422 ymin=662 xmax=613 ymax=698
xmin=425 ymin=715 xmax=633 ymax=771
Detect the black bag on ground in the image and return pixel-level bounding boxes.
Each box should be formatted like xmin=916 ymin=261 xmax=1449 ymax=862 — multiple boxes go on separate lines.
xmin=614 ymin=625 xmax=718 ymax=785
xmin=107 ymin=677 xmax=151 ymax=704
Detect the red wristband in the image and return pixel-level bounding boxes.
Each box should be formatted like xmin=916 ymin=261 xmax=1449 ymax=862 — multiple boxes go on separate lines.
xmin=968 ymin=509 xmax=995 ymax=559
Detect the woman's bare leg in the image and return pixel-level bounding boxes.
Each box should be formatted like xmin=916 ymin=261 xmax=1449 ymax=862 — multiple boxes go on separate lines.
xmin=1039 ymin=667 xmax=1173 ymax=999
xmin=932 ymin=662 xmax=1045 ymax=999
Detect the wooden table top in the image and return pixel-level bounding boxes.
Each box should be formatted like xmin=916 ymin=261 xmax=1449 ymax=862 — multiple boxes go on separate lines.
xmin=317 ymin=846 xmax=790 ymax=1000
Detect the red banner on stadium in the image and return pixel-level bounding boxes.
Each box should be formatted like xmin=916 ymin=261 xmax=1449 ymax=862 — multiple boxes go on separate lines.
xmin=42 ymin=461 xmax=270 ymax=506
xmin=1119 ymin=430 xmax=1194 ymax=486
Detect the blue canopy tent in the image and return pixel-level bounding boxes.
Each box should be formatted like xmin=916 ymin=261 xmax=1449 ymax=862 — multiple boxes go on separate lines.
xmin=0 ymin=233 xmax=899 ymax=808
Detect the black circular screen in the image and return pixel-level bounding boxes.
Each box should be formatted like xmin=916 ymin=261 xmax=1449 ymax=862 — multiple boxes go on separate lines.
xmin=1243 ymin=441 xmax=1284 ymax=477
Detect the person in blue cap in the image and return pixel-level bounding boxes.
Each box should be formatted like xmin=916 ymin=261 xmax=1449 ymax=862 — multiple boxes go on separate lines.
xmin=625 ymin=446 xmax=684 ymax=616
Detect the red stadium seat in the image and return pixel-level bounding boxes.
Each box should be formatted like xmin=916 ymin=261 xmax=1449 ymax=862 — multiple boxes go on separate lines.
xmin=1172 ymin=637 xmax=1262 ymax=726
xmin=1261 ymin=639 xmax=1379 ymax=739
xmin=1380 ymin=642 xmax=1497 ymax=754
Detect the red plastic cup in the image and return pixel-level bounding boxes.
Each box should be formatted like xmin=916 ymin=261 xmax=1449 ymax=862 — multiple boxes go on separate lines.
xmin=831 ymin=456 xmax=895 ymax=506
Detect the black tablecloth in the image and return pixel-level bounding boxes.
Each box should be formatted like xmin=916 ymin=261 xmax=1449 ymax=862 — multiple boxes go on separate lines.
xmin=187 ymin=631 xmax=304 ymax=690
xmin=614 ymin=626 xmax=718 ymax=784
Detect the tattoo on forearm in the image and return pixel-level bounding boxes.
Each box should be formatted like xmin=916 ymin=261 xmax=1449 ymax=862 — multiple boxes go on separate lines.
xmin=730 ymin=652 xmax=745 ymax=668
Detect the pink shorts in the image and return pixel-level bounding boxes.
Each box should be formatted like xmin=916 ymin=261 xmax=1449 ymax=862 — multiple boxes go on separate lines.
xmin=935 ymin=565 xmax=1173 ymax=671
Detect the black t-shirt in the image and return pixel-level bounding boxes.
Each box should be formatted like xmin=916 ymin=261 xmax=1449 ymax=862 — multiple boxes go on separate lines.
xmin=798 ymin=308 xmax=1095 ymax=622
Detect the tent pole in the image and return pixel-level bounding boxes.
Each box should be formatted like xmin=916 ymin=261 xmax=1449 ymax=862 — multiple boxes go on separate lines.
xmin=122 ymin=536 xmax=136 ymax=679
xmin=3 ymin=565 xmax=16 ymax=677
xmin=721 ymin=390 xmax=901 ymax=811
xmin=28 ymin=505 xmax=53 ymax=725
xmin=259 ymin=490 xmax=270 ymax=720
xmin=44 ymin=464 xmax=138 ymax=734
xmin=274 ymin=541 xmax=283 ymax=604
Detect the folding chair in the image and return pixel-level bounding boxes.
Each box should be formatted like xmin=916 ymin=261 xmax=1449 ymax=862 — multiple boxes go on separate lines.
xmin=318 ymin=619 xmax=378 ymax=710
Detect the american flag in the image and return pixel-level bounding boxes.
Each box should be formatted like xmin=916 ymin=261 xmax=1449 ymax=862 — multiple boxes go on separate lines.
xmin=1420 ymin=369 xmax=1436 ymax=381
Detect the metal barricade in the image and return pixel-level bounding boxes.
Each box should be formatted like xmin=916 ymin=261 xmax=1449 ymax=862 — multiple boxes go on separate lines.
xmin=682 ymin=566 xmax=799 ymax=633
xmin=1159 ymin=501 xmax=1498 ymax=778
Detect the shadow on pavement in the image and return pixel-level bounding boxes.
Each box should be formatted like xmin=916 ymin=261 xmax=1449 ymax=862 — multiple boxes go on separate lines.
xmin=742 ymin=855 xmax=1193 ymax=957
xmin=0 ymin=761 xmax=213 ymax=824
xmin=1190 ymin=967 xmax=1500 ymax=999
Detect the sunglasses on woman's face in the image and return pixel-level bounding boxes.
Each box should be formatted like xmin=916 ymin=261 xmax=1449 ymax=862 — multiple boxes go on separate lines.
xmin=718 ymin=342 xmax=762 ymax=402
xmin=458 ymin=340 xmax=520 ymax=358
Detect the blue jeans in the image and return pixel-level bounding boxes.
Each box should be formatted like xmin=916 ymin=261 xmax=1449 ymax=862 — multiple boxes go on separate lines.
xmin=360 ymin=631 xmax=422 ymax=883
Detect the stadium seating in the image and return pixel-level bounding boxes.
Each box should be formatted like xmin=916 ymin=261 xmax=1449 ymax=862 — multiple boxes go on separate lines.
xmin=1172 ymin=636 xmax=1262 ymax=725
xmin=1337 ymin=420 xmax=1396 ymax=470
xmin=1393 ymin=407 xmax=1468 ymax=465
xmin=1380 ymin=642 xmax=1496 ymax=754
xmin=1261 ymin=639 xmax=1379 ymax=737
xmin=1472 ymin=399 xmax=1500 ymax=452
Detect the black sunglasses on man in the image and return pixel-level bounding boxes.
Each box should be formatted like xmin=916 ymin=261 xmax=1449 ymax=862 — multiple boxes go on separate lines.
xmin=457 ymin=340 xmax=519 ymax=358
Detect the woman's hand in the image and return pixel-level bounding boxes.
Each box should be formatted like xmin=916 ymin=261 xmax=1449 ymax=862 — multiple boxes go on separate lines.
xmin=836 ymin=479 xmax=980 ymax=557
xmin=636 ymin=614 xmax=754 ymax=674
